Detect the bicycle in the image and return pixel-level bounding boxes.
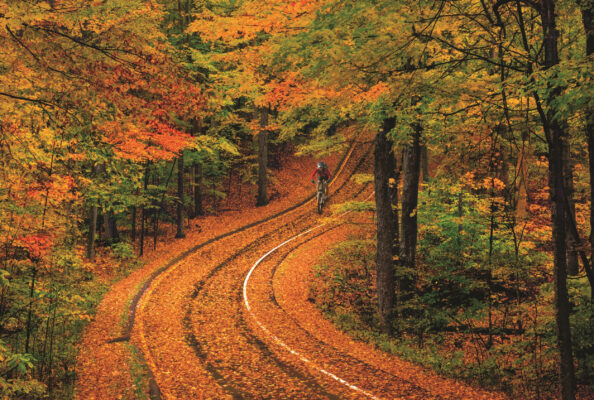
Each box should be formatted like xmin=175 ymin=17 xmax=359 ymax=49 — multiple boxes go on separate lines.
xmin=315 ymin=178 xmax=328 ymax=214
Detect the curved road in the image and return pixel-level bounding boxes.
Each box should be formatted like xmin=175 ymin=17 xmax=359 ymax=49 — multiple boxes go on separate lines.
xmin=130 ymin=136 xmax=504 ymax=400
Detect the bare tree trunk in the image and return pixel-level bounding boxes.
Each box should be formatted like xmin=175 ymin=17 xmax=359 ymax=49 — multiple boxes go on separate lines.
xmin=87 ymin=204 xmax=98 ymax=259
xmin=176 ymin=153 xmax=186 ymax=238
xmin=389 ymin=147 xmax=401 ymax=255
xmin=541 ymin=2 xmax=576 ymax=398
xmin=25 ymin=265 xmax=36 ymax=353
xmin=94 ymin=163 xmax=119 ymax=244
xmin=86 ymin=162 xmax=98 ymax=259
xmin=46 ymin=299 xmax=57 ymax=396
xmin=400 ymin=124 xmax=421 ymax=286
xmin=194 ymin=162 xmax=204 ymax=216
xmin=212 ymin=181 xmax=217 ymax=212
xmin=185 ymin=0 xmax=191 ymax=26
xmin=374 ymin=117 xmax=396 ymax=335
xmin=140 ymin=162 xmax=149 ymax=256
xmin=226 ymin=169 xmax=233 ymax=207
xmin=103 ymin=212 xmax=119 ymax=243
xmin=420 ymin=143 xmax=429 ymax=183
xmin=131 ymin=206 xmax=136 ymax=242
xmin=581 ymin=2 xmax=594 ymax=292
xmin=549 ymin=121 xmax=576 ymax=400
xmin=563 ymin=139 xmax=578 ymax=275
xmin=515 ymin=139 xmax=529 ymax=221
xmin=256 ymin=107 xmax=269 ymax=207
xmin=153 ymin=201 xmax=158 ymax=250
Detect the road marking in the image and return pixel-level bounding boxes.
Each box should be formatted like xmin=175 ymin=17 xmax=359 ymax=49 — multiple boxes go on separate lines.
xmin=133 ymin=138 xmax=368 ymax=398
xmin=243 ymin=206 xmax=382 ymax=400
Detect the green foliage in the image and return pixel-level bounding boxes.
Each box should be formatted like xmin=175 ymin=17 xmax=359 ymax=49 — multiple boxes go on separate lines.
xmin=569 ymin=278 xmax=594 ymax=387
xmin=350 ymin=174 xmax=374 ymax=185
xmin=110 ymin=242 xmax=136 ymax=260
xmin=330 ymin=201 xmax=375 ymax=214
xmin=0 ymin=245 xmax=108 ymax=398
xmin=310 ymin=172 xmax=576 ymax=396
xmin=310 ymin=239 xmax=377 ymax=327
xmin=295 ymin=133 xmax=347 ymax=158
xmin=415 ymin=177 xmax=540 ymax=325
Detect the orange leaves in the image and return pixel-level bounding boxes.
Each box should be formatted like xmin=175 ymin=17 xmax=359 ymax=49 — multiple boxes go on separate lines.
xmin=76 ymin=140 xmax=348 ymax=400
xmin=85 ymin=49 xmax=205 ymax=163
xmin=460 ymin=172 xmax=506 ymax=192
xmin=481 ymin=177 xmax=506 ymax=191
xmin=189 ymin=0 xmax=315 ymax=42
xmin=99 ymin=119 xmax=192 ymax=162
xmin=17 ymin=233 xmax=53 ymax=260
xmin=188 ymin=0 xmax=320 ymax=135
xmin=289 ymin=0 xmax=312 ymax=9
xmin=2 ymin=0 xmax=206 ymax=166
xmin=352 ymin=81 xmax=390 ymax=104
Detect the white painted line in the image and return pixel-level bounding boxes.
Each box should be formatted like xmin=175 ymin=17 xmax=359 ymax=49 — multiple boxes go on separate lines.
xmin=242 ymin=199 xmax=382 ymax=400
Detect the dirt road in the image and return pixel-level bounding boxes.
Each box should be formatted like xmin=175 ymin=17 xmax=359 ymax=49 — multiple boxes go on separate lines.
xmin=78 ymin=135 xmax=505 ymax=399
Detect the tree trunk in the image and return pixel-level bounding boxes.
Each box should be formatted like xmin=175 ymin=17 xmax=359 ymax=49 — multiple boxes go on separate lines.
xmin=86 ymin=163 xmax=98 ymax=259
xmin=226 ymin=169 xmax=233 ymax=207
xmin=25 ymin=265 xmax=36 ymax=353
xmin=389 ymin=146 xmax=401 ymax=255
xmin=256 ymin=107 xmax=269 ymax=207
xmin=541 ymin=1 xmax=576 ymax=398
xmin=194 ymin=163 xmax=204 ymax=217
xmin=515 ymin=140 xmax=529 ymax=221
xmin=95 ymin=163 xmax=119 ymax=244
xmin=420 ymin=143 xmax=429 ymax=183
xmin=103 ymin=211 xmax=119 ymax=243
xmin=400 ymin=123 xmax=421 ymax=284
xmin=140 ymin=162 xmax=150 ymax=256
xmin=549 ymin=120 xmax=576 ymax=400
xmin=374 ymin=117 xmax=396 ymax=335
xmin=86 ymin=162 xmax=98 ymax=258
xmin=153 ymin=198 xmax=158 ymax=250
xmin=563 ymin=139 xmax=578 ymax=275
xmin=86 ymin=204 xmax=98 ymax=259
xmin=581 ymin=1 xmax=594 ymax=292
xmin=131 ymin=206 xmax=136 ymax=242
xmin=176 ymin=153 xmax=186 ymax=238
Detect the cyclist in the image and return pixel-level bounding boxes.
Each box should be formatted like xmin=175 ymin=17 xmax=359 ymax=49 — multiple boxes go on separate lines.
xmin=311 ymin=161 xmax=331 ymax=201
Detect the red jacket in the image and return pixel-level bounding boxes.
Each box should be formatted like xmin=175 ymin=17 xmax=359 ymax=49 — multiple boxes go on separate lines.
xmin=311 ymin=167 xmax=331 ymax=181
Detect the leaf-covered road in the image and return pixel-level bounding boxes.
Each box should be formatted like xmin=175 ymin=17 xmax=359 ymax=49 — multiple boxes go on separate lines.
xmin=134 ymin=135 xmax=372 ymax=399
xmin=78 ymin=134 xmax=505 ymax=399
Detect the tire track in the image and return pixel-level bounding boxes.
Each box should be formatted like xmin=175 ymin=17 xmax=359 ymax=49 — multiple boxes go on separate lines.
xmin=118 ymin=138 xmax=360 ymax=342
xmin=237 ymin=176 xmax=435 ymax=399
xmin=244 ymin=225 xmax=383 ymax=399
xmin=241 ymin=197 xmax=447 ymax=399
xmin=181 ymin=145 xmax=374 ymax=398
xmin=181 ymin=222 xmax=325 ymax=399
xmin=250 ymin=226 xmax=438 ymax=399
xmin=134 ymin=137 xmax=373 ymax=399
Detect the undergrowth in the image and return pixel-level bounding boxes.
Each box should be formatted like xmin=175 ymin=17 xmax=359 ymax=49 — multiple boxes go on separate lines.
xmin=310 ymin=233 xmax=593 ymax=399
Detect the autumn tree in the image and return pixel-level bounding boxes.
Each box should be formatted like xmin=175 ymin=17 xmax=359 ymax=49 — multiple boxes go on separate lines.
xmin=0 ymin=0 xmax=204 ymax=395
xmin=188 ymin=0 xmax=322 ymax=207
xmin=374 ymin=117 xmax=397 ymax=333
xmin=275 ymin=1 xmax=592 ymax=397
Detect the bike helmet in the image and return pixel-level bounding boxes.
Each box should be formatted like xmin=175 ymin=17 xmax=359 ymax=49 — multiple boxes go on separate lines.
xmin=317 ymin=161 xmax=327 ymax=169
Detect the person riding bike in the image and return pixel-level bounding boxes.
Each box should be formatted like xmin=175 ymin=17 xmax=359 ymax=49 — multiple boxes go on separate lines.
xmin=311 ymin=161 xmax=331 ymax=201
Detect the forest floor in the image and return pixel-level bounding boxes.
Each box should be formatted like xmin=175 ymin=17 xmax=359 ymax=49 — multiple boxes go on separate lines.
xmin=75 ymin=127 xmax=507 ymax=399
